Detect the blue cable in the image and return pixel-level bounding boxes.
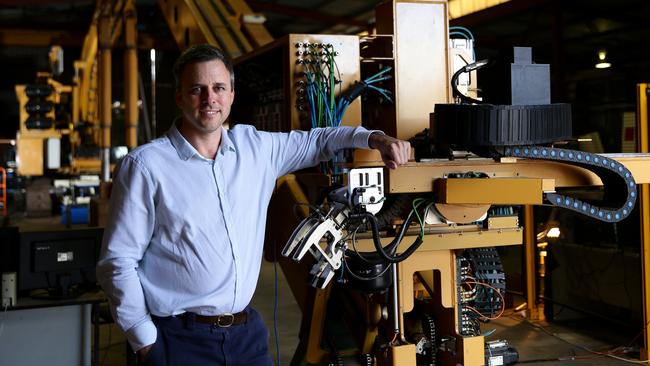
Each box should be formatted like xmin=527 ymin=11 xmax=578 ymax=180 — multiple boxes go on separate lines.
xmin=449 ymin=26 xmax=475 ymax=40
xmin=449 ymin=31 xmax=470 ymax=40
xmin=449 ymin=28 xmax=477 ymax=64
xmin=483 ymin=328 xmax=496 ymax=337
xmin=365 ymin=67 xmax=392 ymax=82
xmin=367 ymin=85 xmax=393 ymax=102
xmin=306 ymin=65 xmax=394 ymax=128
xmin=366 ymin=76 xmax=392 ymax=84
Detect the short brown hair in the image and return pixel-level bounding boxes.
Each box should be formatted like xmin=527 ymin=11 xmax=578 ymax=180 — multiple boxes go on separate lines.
xmin=172 ymin=44 xmax=235 ymax=90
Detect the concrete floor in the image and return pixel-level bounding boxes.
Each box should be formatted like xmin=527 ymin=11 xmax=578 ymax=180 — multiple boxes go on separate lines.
xmin=94 ymin=258 xmax=643 ymax=366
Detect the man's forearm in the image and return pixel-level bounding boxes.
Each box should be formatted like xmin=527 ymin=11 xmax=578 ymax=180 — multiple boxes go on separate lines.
xmin=97 ymin=257 xmax=157 ymax=351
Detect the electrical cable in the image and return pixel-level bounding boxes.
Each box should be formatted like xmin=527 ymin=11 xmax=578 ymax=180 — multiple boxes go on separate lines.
xmin=451 ymin=59 xmax=490 ymax=104
xmin=383 ymin=198 xmax=426 ymax=254
xmin=512 ymin=313 xmax=650 ymax=365
xmin=301 ymin=47 xmax=393 ymax=173
xmin=351 ymin=199 xmax=429 ymax=263
xmin=482 ymin=328 xmax=496 ymax=337
xmin=347 ymin=224 xmax=378 ymax=264
xmin=449 ymin=26 xmax=475 ymax=40
xmin=449 ymin=26 xmax=476 ymax=60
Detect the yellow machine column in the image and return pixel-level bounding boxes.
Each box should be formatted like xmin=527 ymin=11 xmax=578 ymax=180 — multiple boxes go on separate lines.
xmin=638 ymin=83 xmax=650 ymax=360
xmin=124 ymin=0 xmax=138 ymax=150
xmin=98 ymin=2 xmax=112 ymax=181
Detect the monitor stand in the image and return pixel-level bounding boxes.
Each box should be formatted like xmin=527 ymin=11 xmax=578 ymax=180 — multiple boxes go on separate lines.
xmin=30 ymin=273 xmax=81 ymax=300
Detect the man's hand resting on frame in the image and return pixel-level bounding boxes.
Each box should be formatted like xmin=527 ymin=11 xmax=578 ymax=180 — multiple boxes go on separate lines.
xmin=368 ymin=133 xmax=411 ymax=169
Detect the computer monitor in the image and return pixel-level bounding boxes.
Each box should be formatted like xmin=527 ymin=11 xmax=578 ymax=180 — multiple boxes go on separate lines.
xmin=18 ymin=227 xmax=103 ymax=299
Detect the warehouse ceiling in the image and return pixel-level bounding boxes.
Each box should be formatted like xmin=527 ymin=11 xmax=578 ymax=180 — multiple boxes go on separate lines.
xmin=1 ymin=0 xmax=650 ymax=145
xmin=0 ymin=0 xmax=380 ymax=48
xmin=0 ymin=0 xmax=650 ymax=65
xmin=0 ymin=0 xmax=649 ymax=72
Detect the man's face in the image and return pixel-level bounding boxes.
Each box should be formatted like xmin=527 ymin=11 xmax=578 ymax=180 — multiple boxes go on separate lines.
xmin=175 ymin=59 xmax=234 ymax=134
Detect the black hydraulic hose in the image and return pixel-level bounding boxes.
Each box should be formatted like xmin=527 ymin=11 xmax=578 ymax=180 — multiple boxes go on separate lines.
xmin=451 ymin=59 xmax=489 ymax=105
xmin=451 ymin=68 xmax=482 ymax=105
xmin=384 ymin=202 xmax=418 ymax=254
xmin=354 ymin=212 xmax=424 ymax=264
xmin=340 ymin=80 xmax=367 ymax=103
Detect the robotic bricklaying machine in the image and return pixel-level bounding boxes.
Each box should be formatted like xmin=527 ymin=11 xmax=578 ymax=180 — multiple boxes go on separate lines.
xmin=232 ymin=1 xmax=650 ymax=365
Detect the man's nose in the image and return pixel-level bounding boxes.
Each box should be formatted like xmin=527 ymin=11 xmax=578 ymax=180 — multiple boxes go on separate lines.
xmin=202 ymin=89 xmax=217 ymax=105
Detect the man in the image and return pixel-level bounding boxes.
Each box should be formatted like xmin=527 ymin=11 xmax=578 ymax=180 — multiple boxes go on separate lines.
xmin=97 ymin=44 xmax=410 ymax=365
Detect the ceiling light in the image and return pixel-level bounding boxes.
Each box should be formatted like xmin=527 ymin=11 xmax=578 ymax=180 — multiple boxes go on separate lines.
xmin=547 ymin=227 xmax=561 ymax=238
xmin=595 ymin=49 xmax=611 ymax=69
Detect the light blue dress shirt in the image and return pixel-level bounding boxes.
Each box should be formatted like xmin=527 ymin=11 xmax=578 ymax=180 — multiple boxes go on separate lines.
xmin=96 ymin=122 xmax=376 ymax=350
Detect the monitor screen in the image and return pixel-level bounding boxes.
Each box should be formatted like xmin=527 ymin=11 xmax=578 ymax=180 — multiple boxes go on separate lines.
xmin=18 ymin=227 xmax=103 ymax=298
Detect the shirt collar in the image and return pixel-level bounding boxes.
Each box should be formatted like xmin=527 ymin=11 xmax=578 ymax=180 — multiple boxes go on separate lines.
xmin=167 ymin=120 xmax=236 ymax=161
xmin=219 ymin=126 xmax=236 ymax=155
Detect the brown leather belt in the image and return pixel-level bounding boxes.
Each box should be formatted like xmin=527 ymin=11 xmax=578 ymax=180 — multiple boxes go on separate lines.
xmin=185 ymin=310 xmax=247 ymax=327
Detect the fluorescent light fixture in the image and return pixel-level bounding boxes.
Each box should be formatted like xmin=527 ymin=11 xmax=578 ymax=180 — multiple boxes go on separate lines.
xmin=595 ymin=49 xmax=611 ymax=69
xmin=547 ymin=227 xmax=561 ymax=238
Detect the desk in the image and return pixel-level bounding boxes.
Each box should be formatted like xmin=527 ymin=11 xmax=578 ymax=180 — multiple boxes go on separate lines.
xmin=0 ymin=291 xmax=106 ymax=366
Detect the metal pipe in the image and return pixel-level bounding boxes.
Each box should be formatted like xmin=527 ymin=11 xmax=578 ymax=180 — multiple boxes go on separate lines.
xmin=72 ymin=66 xmax=80 ymax=126
xmin=98 ymin=5 xmax=112 ymax=181
xmin=150 ymin=48 xmax=156 ymax=138
xmin=124 ymin=0 xmax=138 ymax=150
xmin=101 ymin=148 xmax=111 ymax=182
xmin=391 ymin=263 xmax=400 ymax=338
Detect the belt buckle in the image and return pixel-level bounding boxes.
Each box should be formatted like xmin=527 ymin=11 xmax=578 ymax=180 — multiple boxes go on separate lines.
xmin=215 ymin=313 xmax=235 ymax=327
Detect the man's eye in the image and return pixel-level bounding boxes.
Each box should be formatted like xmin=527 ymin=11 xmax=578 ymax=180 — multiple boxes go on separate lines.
xmin=190 ymin=88 xmax=201 ymax=95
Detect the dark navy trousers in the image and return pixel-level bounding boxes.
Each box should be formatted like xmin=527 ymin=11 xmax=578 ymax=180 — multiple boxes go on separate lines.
xmin=144 ymin=307 xmax=273 ymax=366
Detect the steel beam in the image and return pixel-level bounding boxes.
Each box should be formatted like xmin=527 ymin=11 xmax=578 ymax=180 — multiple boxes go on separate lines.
xmin=638 ymin=83 xmax=650 ymax=360
xmin=98 ymin=1 xmax=112 ymax=182
xmin=386 ymin=155 xmax=650 ymax=194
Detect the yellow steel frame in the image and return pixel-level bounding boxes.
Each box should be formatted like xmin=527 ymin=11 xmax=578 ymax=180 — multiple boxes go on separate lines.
xmin=374 ymin=0 xmax=451 ymax=140
xmin=448 ymin=0 xmax=511 ymax=19
xmin=385 ymin=156 xmax=650 ymax=194
xmin=435 ymin=177 xmax=553 ymax=204
xmin=523 ymin=204 xmax=543 ymax=320
xmin=14 ymin=0 xmax=138 ymax=177
xmin=73 ymin=10 xmax=99 ymax=129
xmin=124 ymin=0 xmax=139 ymax=150
xmin=272 ymin=174 xmax=521 ymax=365
xmin=638 ymin=83 xmax=650 ymax=360
xmin=278 ymin=148 xmax=650 ymax=365
xmin=15 ymin=76 xmax=70 ymax=176
xmin=157 ymin=0 xmax=272 ymax=55
xmin=253 ymin=1 xmax=650 ymax=364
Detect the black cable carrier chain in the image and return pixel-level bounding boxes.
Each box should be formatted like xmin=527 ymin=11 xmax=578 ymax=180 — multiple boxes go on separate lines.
xmin=498 ymin=145 xmax=637 ymax=223
xmin=434 ymin=102 xmax=638 ymax=223
xmin=464 ymin=248 xmax=505 ymax=315
xmin=420 ymin=313 xmax=436 ymax=366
